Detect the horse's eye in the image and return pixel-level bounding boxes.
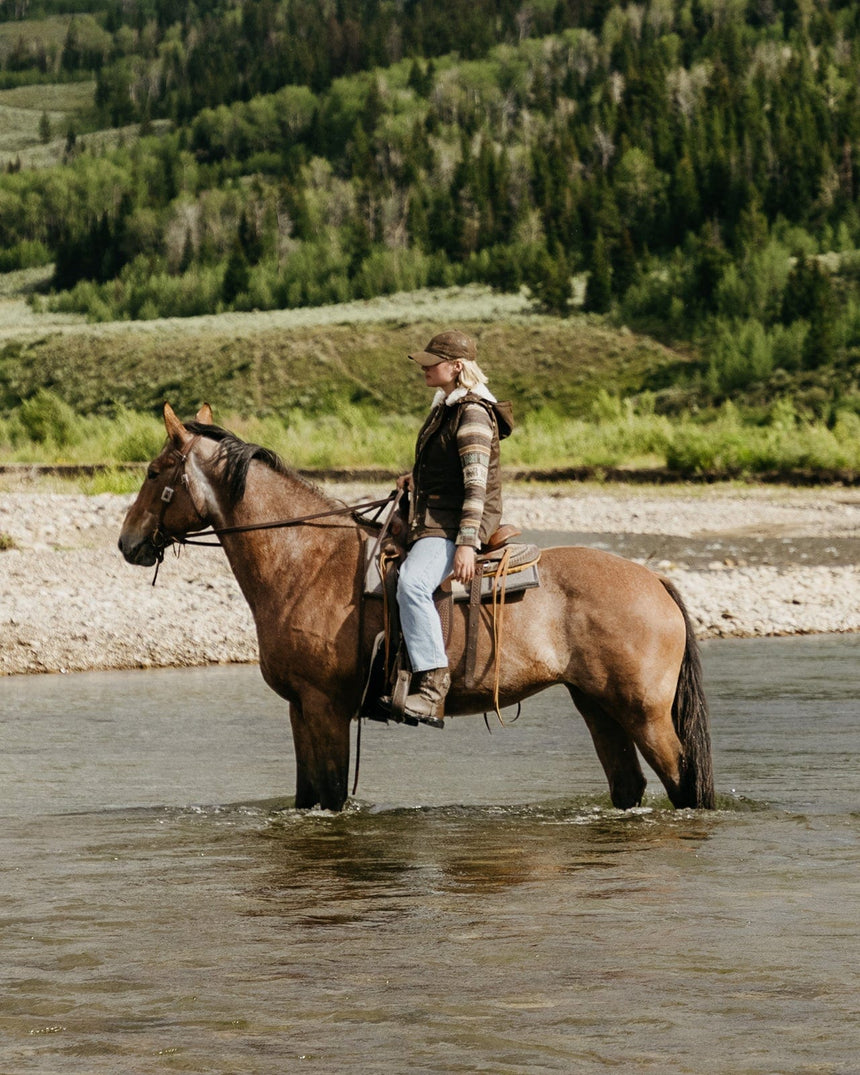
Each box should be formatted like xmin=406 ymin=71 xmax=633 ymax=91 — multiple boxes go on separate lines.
xmin=146 ymin=467 xmax=158 ymax=481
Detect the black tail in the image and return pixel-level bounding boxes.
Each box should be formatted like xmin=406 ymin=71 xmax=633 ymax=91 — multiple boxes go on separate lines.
xmin=662 ymin=578 xmax=715 ymax=809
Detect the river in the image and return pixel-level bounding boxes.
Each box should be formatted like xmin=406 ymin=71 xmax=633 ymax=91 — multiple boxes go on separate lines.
xmin=1 ymin=634 xmax=857 ymax=1073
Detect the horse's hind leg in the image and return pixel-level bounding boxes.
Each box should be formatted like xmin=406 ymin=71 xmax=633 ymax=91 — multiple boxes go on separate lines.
xmin=597 ymin=689 xmax=692 ymax=808
xmin=627 ymin=705 xmax=691 ymax=808
xmin=568 ymin=687 xmax=647 ymax=809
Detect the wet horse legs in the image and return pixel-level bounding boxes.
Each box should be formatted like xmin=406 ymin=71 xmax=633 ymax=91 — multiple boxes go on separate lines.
xmin=288 ymin=692 xmax=351 ymax=810
xmin=569 ymin=688 xmax=647 ymax=809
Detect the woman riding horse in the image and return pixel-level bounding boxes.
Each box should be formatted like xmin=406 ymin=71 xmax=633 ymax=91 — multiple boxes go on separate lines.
xmin=119 ymin=401 xmax=714 ymax=812
xmin=397 ymin=330 xmax=513 ymax=727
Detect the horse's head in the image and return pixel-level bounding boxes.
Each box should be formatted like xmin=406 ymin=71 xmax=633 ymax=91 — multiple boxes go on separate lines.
xmin=118 ymin=402 xmax=215 ymax=567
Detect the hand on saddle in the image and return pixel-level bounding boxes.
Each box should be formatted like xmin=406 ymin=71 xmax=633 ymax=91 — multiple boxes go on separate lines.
xmin=453 ymin=544 xmax=477 ymax=584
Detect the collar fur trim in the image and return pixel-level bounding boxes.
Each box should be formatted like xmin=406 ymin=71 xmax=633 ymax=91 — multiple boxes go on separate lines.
xmin=431 ymin=383 xmax=497 ymax=409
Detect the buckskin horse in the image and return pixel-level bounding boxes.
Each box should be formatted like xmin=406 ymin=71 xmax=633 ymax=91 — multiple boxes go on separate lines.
xmin=118 ymin=403 xmax=715 ymax=812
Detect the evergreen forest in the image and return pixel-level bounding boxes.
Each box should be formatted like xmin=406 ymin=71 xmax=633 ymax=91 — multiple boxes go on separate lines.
xmin=1 ymin=0 xmax=859 ymax=440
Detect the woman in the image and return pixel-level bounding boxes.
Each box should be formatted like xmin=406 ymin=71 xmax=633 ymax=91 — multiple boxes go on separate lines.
xmin=396 ymin=329 xmax=514 ymax=727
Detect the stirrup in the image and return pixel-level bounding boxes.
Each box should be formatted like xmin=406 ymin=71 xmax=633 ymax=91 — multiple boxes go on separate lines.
xmin=375 ymin=669 xmax=419 ymax=726
xmin=411 ymin=709 xmax=444 ymax=730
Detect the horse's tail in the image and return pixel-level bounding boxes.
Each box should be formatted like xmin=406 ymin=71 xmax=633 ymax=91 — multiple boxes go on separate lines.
xmin=661 ymin=577 xmax=715 ymax=809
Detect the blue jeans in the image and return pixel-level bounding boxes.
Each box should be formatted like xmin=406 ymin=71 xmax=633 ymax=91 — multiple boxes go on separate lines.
xmin=397 ymin=536 xmax=456 ymax=672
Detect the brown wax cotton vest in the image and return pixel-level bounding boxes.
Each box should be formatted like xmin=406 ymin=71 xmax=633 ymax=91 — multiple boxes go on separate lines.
xmin=408 ymin=394 xmax=514 ymax=546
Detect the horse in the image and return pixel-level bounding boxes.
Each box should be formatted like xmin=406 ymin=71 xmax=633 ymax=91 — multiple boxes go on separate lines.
xmin=118 ymin=403 xmax=715 ymax=813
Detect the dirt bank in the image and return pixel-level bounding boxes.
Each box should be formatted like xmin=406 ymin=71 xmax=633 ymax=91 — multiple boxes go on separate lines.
xmin=1 ymin=483 xmax=857 ymax=676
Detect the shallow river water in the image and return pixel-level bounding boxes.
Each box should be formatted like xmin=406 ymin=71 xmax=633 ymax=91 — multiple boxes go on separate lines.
xmin=1 ymin=634 xmax=858 ymax=1074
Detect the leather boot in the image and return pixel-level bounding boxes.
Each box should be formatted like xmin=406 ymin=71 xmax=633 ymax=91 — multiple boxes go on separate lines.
xmin=403 ymin=667 xmax=450 ymax=728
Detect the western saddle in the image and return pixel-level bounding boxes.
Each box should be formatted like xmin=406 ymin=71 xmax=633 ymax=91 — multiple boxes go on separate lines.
xmin=359 ymin=491 xmax=541 ymax=725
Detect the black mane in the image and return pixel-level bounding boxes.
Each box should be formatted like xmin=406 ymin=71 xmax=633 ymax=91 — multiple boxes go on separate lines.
xmin=184 ymin=421 xmax=291 ymax=504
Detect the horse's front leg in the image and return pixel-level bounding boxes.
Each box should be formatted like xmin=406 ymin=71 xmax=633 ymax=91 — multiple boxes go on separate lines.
xmin=288 ymin=687 xmax=352 ymax=811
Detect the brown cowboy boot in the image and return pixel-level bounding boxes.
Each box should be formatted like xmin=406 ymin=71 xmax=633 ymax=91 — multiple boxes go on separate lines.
xmin=403 ymin=667 xmax=450 ymax=728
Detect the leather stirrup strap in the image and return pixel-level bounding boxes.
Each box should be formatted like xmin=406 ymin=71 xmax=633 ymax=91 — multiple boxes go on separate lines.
xmin=382 ymin=554 xmax=400 ymax=681
xmin=490 ymin=547 xmax=511 ymax=721
xmin=435 ymin=582 xmax=453 ymax=649
xmin=464 ymin=569 xmax=483 ymax=689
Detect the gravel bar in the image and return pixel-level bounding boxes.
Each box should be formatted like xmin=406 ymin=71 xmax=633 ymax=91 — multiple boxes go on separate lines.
xmin=1 ymin=484 xmax=857 ymax=676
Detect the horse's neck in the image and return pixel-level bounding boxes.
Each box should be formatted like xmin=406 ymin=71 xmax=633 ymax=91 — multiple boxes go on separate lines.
xmin=212 ymin=463 xmax=359 ymax=609
xmin=227 ymin=463 xmax=333 ymax=531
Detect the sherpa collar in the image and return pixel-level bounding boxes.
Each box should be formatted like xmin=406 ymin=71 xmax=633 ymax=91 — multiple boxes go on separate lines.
xmin=430 ymin=383 xmax=497 ymax=409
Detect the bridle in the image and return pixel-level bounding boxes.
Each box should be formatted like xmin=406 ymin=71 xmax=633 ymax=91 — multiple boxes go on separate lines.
xmin=151 ymin=435 xmax=204 ymax=562
xmin=148 ymin=435 xmax=396 ymax=584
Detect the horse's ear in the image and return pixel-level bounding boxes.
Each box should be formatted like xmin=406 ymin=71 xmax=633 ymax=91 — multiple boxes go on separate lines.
xmin=163 ymin=402 xmax=188 ymax=447
xmin=196 ymin=402 xmax=213 ymax=424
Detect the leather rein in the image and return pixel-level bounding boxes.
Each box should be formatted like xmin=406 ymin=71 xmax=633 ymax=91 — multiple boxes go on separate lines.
xmin=149 ymin=437 xmax=396 ymax=584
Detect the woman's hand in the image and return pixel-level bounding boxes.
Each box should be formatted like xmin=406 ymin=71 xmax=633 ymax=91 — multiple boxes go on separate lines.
xmin=396 ymin=472 xmax=412 ymax=492
xmin=453 ymin=545 xmax=477 ymax=584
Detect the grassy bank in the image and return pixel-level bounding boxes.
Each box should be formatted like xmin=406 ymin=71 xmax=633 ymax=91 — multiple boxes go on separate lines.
xmin=1 ymin=284 xmax=858 ymax=483
xmin=0 ymin=295 xmax=674 ymax=419
xmin=2 ymin=395 xmax=857 ymax=493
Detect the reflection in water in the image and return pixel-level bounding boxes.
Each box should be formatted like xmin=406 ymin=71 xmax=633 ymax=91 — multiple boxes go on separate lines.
xmin=255 ymin=803 xmax=718 ymax=908
xmin=0 ymin=635 xmax=858 ymax=1074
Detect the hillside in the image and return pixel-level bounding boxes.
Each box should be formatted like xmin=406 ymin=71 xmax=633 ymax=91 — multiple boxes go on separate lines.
xmin=1 ymin=278 xmax=857 ymax=481
xmin=0 ymin=0 xmax=858 ymax=467
xmin=0 ymin=275 xmax=679 ymax=416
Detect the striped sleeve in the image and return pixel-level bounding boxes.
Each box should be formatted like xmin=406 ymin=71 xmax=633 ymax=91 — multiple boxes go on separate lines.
xmin=455 ymin=402 xmax=494 ymax=547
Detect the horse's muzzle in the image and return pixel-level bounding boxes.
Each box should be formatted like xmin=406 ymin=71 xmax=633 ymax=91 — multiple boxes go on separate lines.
xmin=118 ymin=533 xmax=159 ymax=567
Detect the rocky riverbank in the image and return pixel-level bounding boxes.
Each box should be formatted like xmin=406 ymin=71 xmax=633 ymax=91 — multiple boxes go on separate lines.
xmin=1 ymin=483 xmax=857 ymax=676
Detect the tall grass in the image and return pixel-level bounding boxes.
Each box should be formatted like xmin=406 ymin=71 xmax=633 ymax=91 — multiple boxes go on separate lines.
xmin=1 ymin=391 xmax=857 ymax=477
xmin=0 ymin=394 xmax=164 ymax=462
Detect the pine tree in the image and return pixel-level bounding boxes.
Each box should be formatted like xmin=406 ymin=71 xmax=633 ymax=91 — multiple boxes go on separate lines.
xmin=781 ymin=256 xmax=839 ymax=367
xmin=584 ymin=230 xmax=612 ymax=313
xmin=223 ymin=242 xmax=250 ymax=303
xmin=179 ymin=229 xmax=195 ymax=274
xmin=238 ymin=211 xmax=263 ymax=264
xmin=611 ymin=228 xmax=638 ymax=298
xmin=525 ymin=245 xmax=573 ymax=316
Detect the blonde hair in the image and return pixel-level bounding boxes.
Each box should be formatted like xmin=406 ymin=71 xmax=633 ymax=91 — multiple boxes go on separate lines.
xmin=456 ymin=357 xmax=489 ymax=390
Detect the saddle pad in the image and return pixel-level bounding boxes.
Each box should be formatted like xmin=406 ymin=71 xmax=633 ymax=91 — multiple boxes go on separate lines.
xmin=364 ymin=541 xmax=541 ymax=599
xmin=450 ymin=561 xmax=540 ymax=603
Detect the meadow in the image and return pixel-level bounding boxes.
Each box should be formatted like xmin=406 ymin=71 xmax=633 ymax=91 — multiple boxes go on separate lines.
xmin=1 ymin=282 xmax=857 ymax=488
xmin=0 ymin=80 xmax=94 ymax=164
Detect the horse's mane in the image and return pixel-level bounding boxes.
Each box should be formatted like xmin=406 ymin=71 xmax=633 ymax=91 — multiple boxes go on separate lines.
xmin=184 ymin=421 xmax=329 ymax=506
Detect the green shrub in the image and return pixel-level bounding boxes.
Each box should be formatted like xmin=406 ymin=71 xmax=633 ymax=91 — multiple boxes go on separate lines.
xmin=714 ymin=240 xmax=792 ymax=323
xmin=80 ymin=468 xmax=145 ymax=495
xmin=352 ymin=247 xmax=436 ymax=299
xmin=109 ymin=409 xmax=165 ymax=461
xmin=618 ymin=257 xmax=689 ymax=339
xmin=0 ymin=240 xmax=52 ymax=273
xmin=705 ymin=318 xmax=778 ymax=395
xmin=16 ymin=390 xmax=80 ymax=447
xmin=523 ymin=246 xmax=573 ymax=316
xmin=771 ymin=320 xmax=808 ymax=371
xmin=231 ymin=404 xmax=416 ymax=469
xmin=664 ymin=401 xmax=860 ymax=475
xmin=508 ymin=401 xmax=673 ymax=468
